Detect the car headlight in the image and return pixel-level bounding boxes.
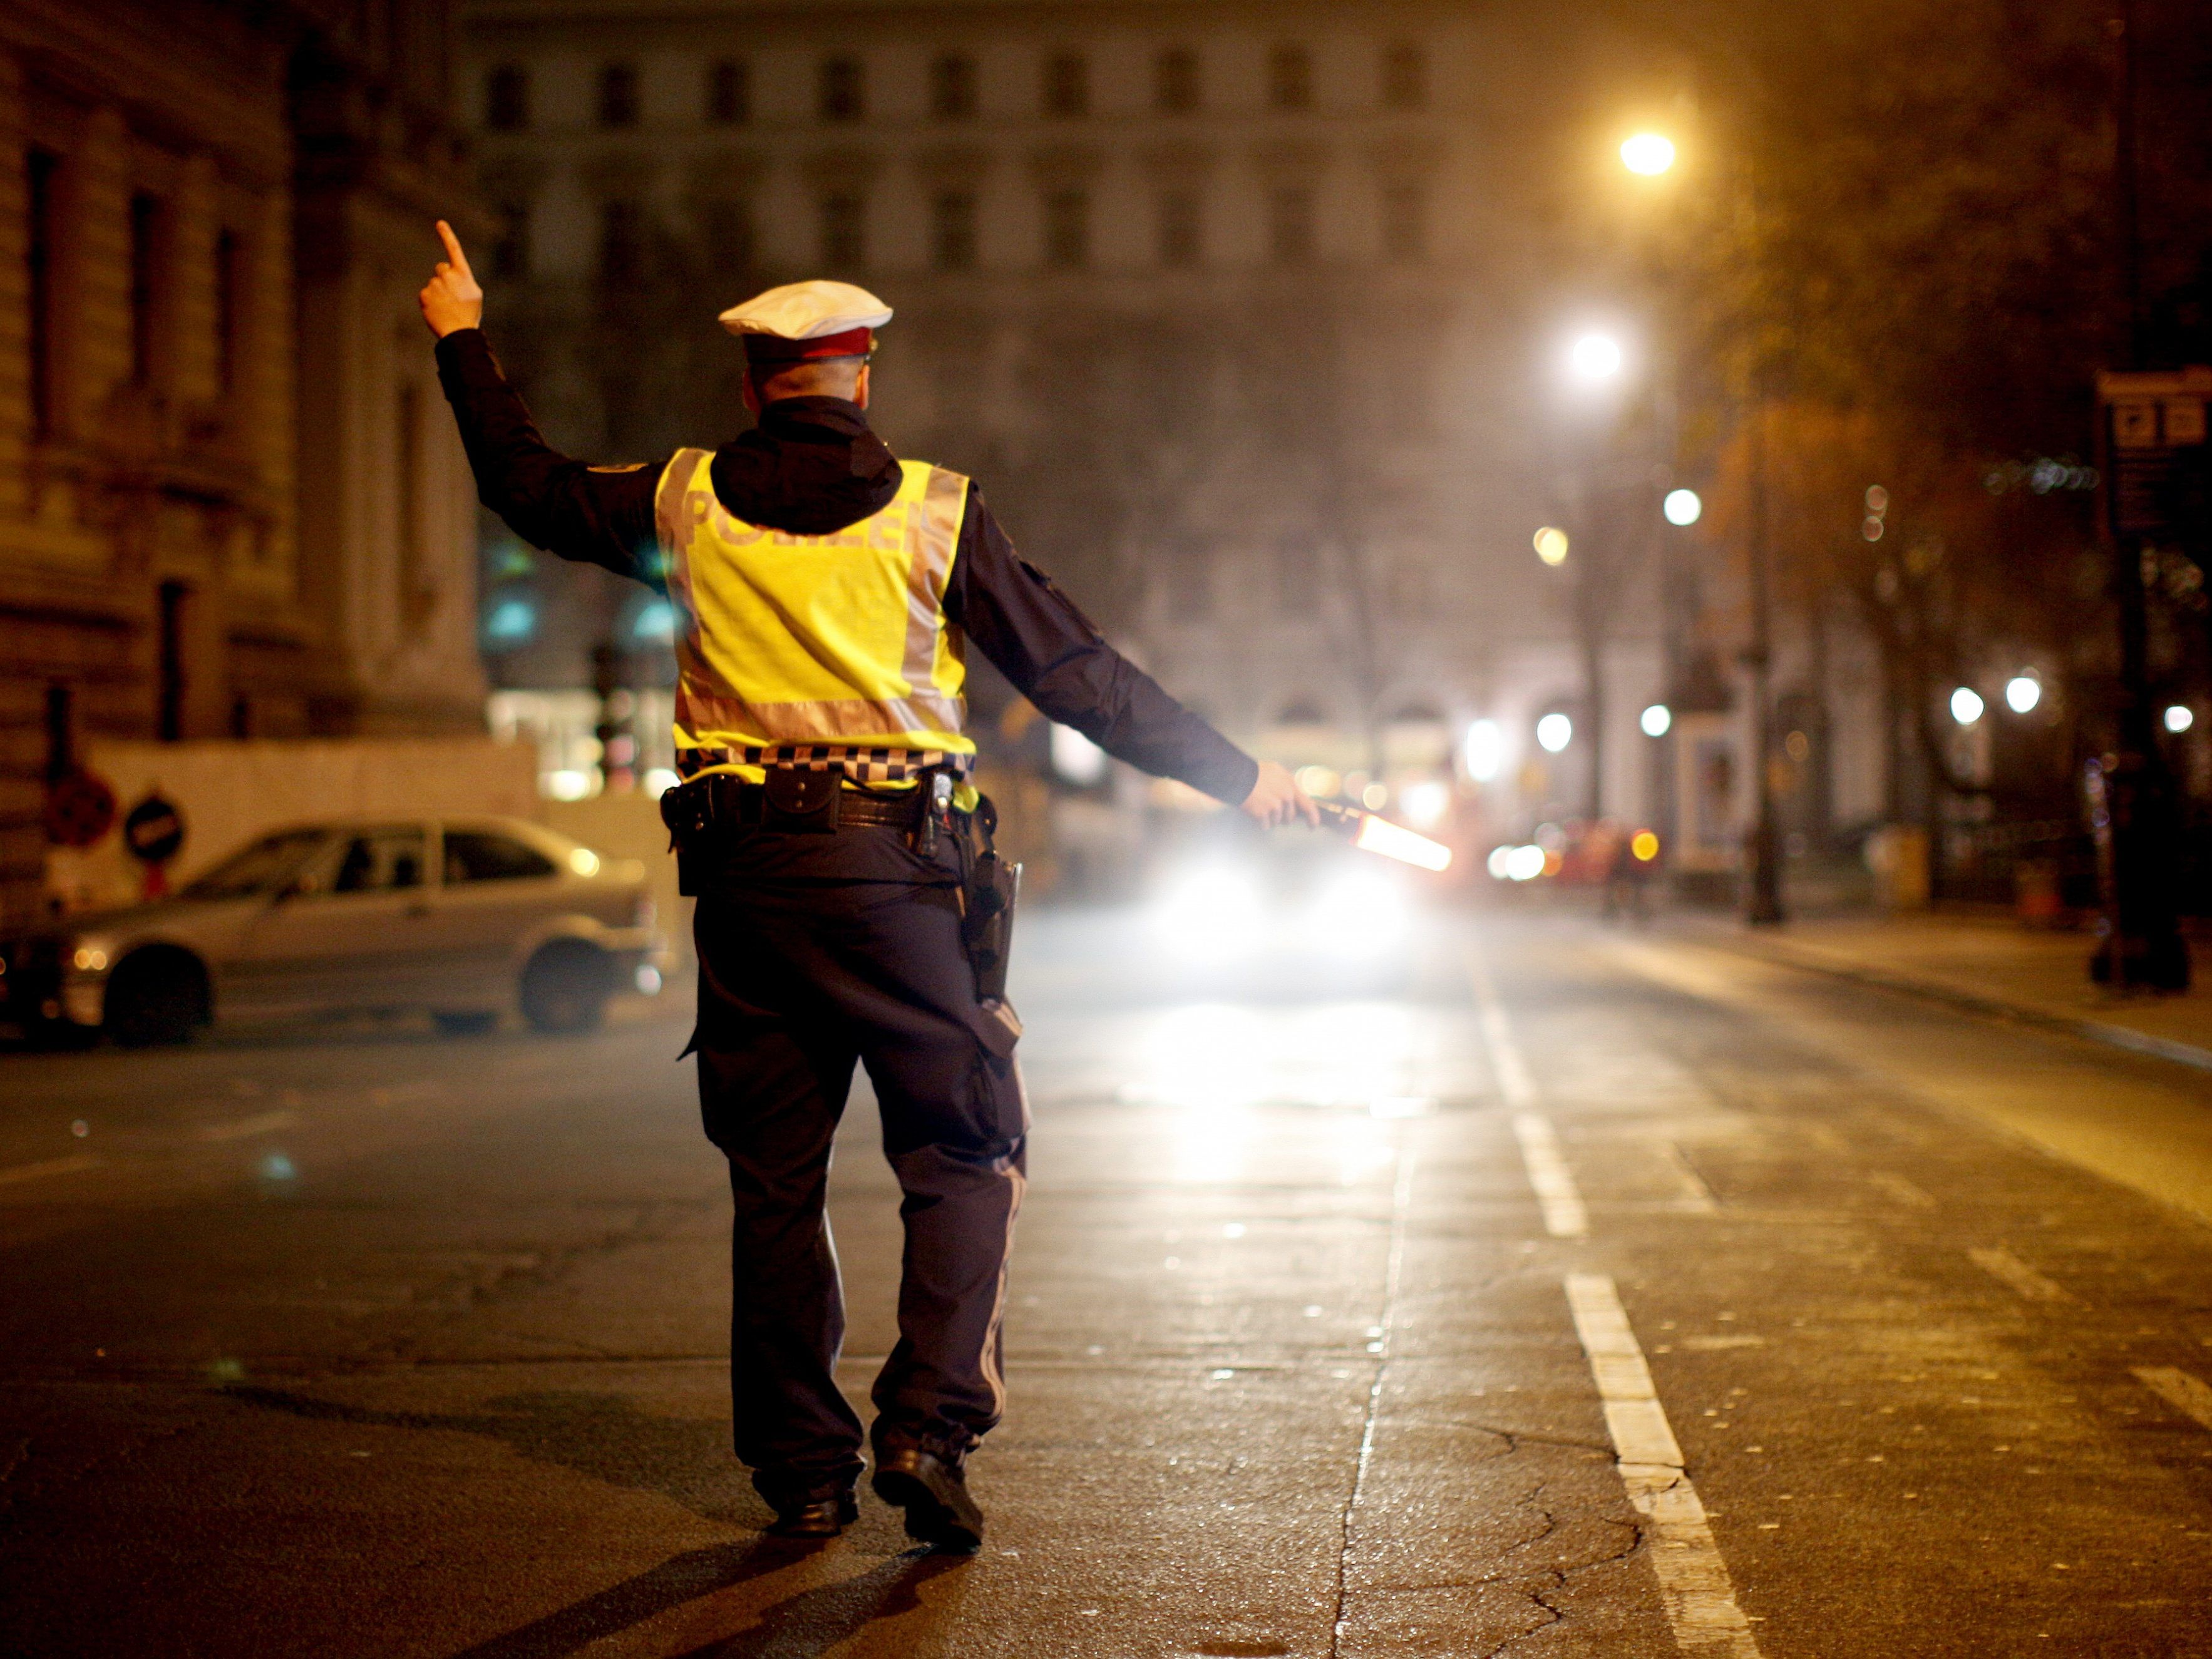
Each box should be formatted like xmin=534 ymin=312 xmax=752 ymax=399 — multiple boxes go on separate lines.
xmin=1304 ymin=871 xmax=1408 ymax=954
xmin=1153 ymin=866 xmax=1265 ymax=958
xmin=68 ymin=942 xmax=112 ymax=974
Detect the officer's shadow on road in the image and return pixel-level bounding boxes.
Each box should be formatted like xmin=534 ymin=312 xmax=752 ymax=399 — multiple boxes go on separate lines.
xmin=231 ymin=1386 xmax=967 ymax=1657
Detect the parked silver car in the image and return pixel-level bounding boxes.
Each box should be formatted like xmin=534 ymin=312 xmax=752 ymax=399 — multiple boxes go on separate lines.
xmin=0 ymin=817 xmax=668 ymax=1045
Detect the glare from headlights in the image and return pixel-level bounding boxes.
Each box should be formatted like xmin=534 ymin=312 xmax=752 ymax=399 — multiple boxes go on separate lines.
xmin=1155 ymin=866 xmax=1265 ymax=959
xmin=1486 ymin=845 xmax=1515 ymax=881
xmin=1505 ymin=845 xmax=1548 ymax=882
xmin=1399 ymin=780 xmax=1450 ymax=831
xmin=1304 ymin=870 xmax=1407 ymax=955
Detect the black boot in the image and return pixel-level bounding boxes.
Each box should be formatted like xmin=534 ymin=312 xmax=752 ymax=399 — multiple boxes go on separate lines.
xmin=871 ymin=1446 xmax=984 ymax=1553
xmin=767 ymin=1489 xmax=859 ymax=1538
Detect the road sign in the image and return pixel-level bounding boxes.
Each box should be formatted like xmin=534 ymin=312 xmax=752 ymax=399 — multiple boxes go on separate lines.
xmin=42 ymin=769 xmax=116 ymax=849
xmin=2098 ymin=366 xmax=2211 ymax=538
xmin=123 ymin=793 xmax=185 ymax=866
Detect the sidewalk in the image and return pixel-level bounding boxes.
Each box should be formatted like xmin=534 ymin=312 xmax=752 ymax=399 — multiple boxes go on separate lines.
xmin=1682 ymin=908 xmax=2212 ymax=1072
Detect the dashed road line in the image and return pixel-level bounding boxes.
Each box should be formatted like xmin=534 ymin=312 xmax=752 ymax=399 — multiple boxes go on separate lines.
xmin=198 ymin=1111 xmax=300 ymax=1143
xmin=1659 ymin=1139 xmax=1720 ymax=1215
xmin=0 ymin=1153 xmax=101 ymax=1188
xmin=2133 ymin=1366 xmax=2212 ymax=1432
xmin=1464 ymin=948 xmax=1536 ymax=1109
xmin=1968 ymin=1246 xmax=2077 ymax=1305
xmin=1565 ymin=1272 xmax=1764 ymax=1658
xmin=1513 ymin=1112 xmax=1588 ymax=1238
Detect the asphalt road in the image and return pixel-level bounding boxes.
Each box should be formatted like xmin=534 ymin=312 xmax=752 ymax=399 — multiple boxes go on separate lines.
xmin=3 ymin=903 xmax=2211 ymax=1657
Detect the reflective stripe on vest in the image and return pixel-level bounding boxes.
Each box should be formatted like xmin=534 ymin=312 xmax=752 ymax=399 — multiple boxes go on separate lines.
xmin=654 ymin=447 xmax=975 ymax=783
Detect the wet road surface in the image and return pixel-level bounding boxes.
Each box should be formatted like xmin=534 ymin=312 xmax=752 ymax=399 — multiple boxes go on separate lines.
xmin=2 ymin=906 xmax=2210 ymax=1656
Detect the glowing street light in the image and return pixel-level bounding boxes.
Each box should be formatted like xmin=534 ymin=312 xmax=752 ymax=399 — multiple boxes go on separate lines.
xmin=1662 ymin=488 xmax=1702 ymax=526
xmin=1567 ymin=331 xmax=1625 ymax=382
xmin=1950 ymin=687 xmax=1985 ymax=726
xmin=2005 ymin=675 xmax=2042 ymax=714
xmin=1533 ymin=526 xmax=1570 ymax=566
xmin=2166 ymin=704 xmax=2195 ymax=734
xmin=1620 ymin=132 xmax=1677 ymax=176
xmin=1463 ymin=718 xmax=1503 ymax=782
xmin=1640 ymin=703 xmax=1672 ymax=738
xmin=1536 ymin=712 xmax=1573 ymax=754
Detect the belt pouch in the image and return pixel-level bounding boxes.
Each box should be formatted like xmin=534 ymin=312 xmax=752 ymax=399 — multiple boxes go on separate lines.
xmin=763 ymin=768 xmax=841 ymax=833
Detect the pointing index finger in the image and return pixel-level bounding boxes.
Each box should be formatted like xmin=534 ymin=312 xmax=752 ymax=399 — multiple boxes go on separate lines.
xmin=435 ymin=219 xmax=471 ymax=274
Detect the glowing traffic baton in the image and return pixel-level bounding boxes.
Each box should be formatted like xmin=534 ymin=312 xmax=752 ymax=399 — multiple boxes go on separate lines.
xmin=1314 ymin=801 xmax=1453 ymax=872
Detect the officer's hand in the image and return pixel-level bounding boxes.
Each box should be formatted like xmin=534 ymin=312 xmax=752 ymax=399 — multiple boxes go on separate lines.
xmin=1241 ymin=761 xmax=1320 ymax=830
xmin=418 ymin=220 xmax=483 ymax=339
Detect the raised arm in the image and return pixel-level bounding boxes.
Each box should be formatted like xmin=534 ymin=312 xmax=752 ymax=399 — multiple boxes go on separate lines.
xmin=418 ymin=221 xmax=661 ymax=583
xmin=946 ymin=488 xmax=1317 ymax=828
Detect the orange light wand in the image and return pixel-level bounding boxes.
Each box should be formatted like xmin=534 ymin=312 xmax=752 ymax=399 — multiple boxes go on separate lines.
xmin=1314 ymin=801 xmax=1453 ymax=872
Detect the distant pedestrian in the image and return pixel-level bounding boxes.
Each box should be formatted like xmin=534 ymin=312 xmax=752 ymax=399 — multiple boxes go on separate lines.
xmin=420 ymin=223 xmax=1315 ymax=1549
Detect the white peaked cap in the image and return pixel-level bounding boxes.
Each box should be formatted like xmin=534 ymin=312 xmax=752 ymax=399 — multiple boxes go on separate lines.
xmin=718 ymin=279 xmax=893 ymax=341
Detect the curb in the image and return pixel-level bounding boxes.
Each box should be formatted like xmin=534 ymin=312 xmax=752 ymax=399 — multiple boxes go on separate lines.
xmin=1694 ymin=927 xmax=2212 ymax=1078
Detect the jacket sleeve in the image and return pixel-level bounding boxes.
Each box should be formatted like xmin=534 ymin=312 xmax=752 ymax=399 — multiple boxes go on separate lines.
xmin=431 ymin=328 xmax=664 ymax=587
xmin=945 ymin=486 xmax=1260 ymax=808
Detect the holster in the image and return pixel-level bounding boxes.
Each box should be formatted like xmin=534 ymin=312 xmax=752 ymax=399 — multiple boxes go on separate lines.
xmin=959 ymin=793 xmax=1023 ymax=1055
xmin=761 ymin=768 xmax=840 ymax=833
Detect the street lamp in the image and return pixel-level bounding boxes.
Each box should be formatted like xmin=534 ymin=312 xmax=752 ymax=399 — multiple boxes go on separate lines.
xmin=1533 ymin=526 xmax=1570 ymax=566
xmin=1641 ymin=703 xmax=1672 ymax=737
xmin=1950 ymin=687 xmax=1985 ymax=726
xmin=2166 ymin=704 xmax=2194 ymax=734
xmin=1620 ymin=133 xmax=1677 ymax=177
xmin=1662 ymin=488 xmax=1702 ymax=526
xmin=1464 ymin=719 xmax=1503 ymax=782
xmin=1567 ymin=331 xmax=1625 ymax=382
xmin=1536 ymin=712 xmax=1573 ymax=754
xmin=2005 ymin=674 xmax=2042 ymax=714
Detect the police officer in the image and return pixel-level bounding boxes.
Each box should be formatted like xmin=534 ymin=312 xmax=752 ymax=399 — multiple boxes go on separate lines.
xmin=418 ymin=223 xmax=1315 ymax=1550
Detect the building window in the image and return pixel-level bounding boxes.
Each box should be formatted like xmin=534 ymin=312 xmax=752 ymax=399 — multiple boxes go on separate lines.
xmin=491 ymin=198 xmax=531 ymax=279
xmin=1381 ymin=184 xmax=1427 ymax=263
xmin=1043 ymin=188 xmax=1088 ymax=269
xmin=1155 ymin=46 xmax=1200 ymax=113
xmin=1268 ymin=44 xmax=1314 ymax=111
xmin=598 ymin=63 xmax=640 ymax=128
xmin=820 ymin=56 xmax=864 ymax=121
xmin=1042 ymin=51 xmax=1088 ymax=118
xmin=1268 ymin=185 xmax=1314 ymax=263
xmin=1157 ymin=190 xmax=1200 ymax=267
xmin=707 ymin=59 xmax=748 ymax=125
xmin=128 ymin=190 xmax=169 ymax=387
xmin=821 ymin=192 xmax=866 ymax=267
xmin=1382 ymin=43 xmax=1426 ymax=110
xmin=701 ymin=198 xmax=754 ymax=272
xmin=157 ymin=580 xmax=190 ymax=742
xmin=932 ymin=191 xmax=977 ymax=270
xmin=26 ymin=147 xmax=61 ymax=438
xmin=213 ymin=229 xmax=244 ymax=396
xmin=932 ymin=53 xmax=977 ymax=120
xmin=485 ymin=64 xmax=529 ymax=131
xmin=598 ymin=199 xmax=644 ymax=285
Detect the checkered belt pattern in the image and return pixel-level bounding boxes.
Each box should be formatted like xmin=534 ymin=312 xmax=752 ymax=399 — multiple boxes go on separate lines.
xmin=676 ymin=745 xmax=974 ymax=784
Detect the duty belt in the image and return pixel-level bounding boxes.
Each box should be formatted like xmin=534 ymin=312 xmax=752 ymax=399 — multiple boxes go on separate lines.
xmin=659 ymin=771 xmax=934 ymax=838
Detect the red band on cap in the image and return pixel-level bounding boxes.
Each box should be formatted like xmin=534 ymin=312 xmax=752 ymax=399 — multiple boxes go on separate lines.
xmin=743 ymin=326 xmax=875 ymax=364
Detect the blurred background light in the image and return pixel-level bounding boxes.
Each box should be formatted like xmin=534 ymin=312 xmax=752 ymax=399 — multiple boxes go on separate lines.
xmin=1400 ymin=779 xmax=1450 ymax=831
xmin=1536 ymin=712 xmax=1573 ymax=753
xmin=1566 ymin=332 xmax=1624 ymax=382
xmin=1631 ymin=830 xmax=1660 ymax=862
xmin=1662 ymin=488 xmax=1702 ymax=526
xmin=1640 ymin=703 xmax=1672 ymax=737
xmin=1295 ymin=764 xmax=1342 ymax=798
xmin=1464 ymin=719 xmax=1503 ymax=782
xmin=2166 ymin=704 xmax=2195 ymax=734
xmin=1051 ymin=724 xmax=1110 ymax=786
xmin=1361 ymin=781 xmax=1389 ymax=810
xmin=1486 ymin=845 xmax=1514 ymax=880
xmin=2005 ymin=675 xmax=2042 ymax=714
xmin=1950 ymin=687 xmax=1985 ymax=726
xmin=1620 ymin=132 xmax=1677 ymax=175
xmin=1505 ymin=844 xmax=1548 ymax=881
xmin=1533 ymin=526 xmax=1570 ymax=566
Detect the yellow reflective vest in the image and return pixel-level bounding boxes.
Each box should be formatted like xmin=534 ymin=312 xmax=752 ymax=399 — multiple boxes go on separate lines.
xmin=652 ymin=447 xmax=977 ymax=786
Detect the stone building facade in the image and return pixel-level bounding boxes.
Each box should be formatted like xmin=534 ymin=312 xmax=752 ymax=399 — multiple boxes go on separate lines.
xmin=461 ymin=0 xmax=1684 ymax=831
xmin=0 ymin=0 xmax=485 ymax=926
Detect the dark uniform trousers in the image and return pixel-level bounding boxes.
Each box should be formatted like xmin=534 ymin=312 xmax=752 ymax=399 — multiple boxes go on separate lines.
xmin=687 ymin=832 xmax=1027 ymax=1510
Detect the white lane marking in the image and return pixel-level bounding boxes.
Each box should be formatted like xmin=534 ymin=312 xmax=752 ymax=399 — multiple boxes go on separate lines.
xmin=1565 ymin=1273 xmax=1764 ymax=1657
xmin=1330 ymin=1146 xmax=1419 ymax=1656
xmin=1659 ymin=1140 xmax=1720 ymax=1215
xmin=1466 ymin=948 xmax=1585 ymax=1236
xmin=1514 ymin=1112 xmax=1588 ymax=1238
xmin=1968 ymin=1246 xmax=2077 ymax=1306
xmin=198 ymin=1110 xmax=299 ymax=1143
xmin=1464 ymin=947 xmax=1537 ymax=1108
xmin=0 ymin=1153 xmax=101 ymax=1188
xmin=2134 ymin=1366 xmax=2212 ymax=1432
